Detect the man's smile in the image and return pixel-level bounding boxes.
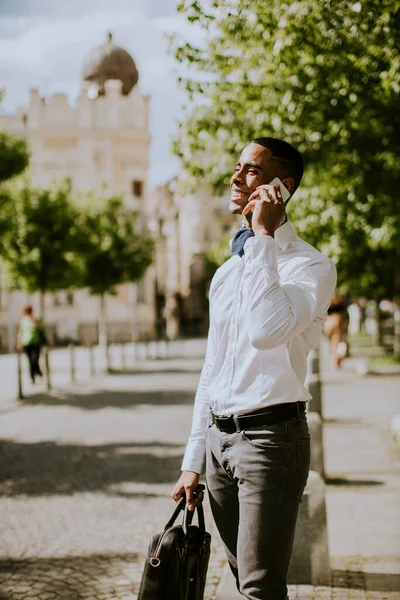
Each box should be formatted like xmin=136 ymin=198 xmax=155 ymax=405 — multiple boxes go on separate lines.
xmin=231 ymin=188 xmax=249 ymax=200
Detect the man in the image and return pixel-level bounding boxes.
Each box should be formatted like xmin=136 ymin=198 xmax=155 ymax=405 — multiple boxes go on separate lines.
xmin=172 ymin=137 xmax=337 ymax=600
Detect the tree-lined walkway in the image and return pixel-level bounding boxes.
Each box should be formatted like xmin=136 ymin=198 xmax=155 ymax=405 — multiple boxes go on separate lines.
xmin=0 ymin=339 xmax=399 ymax=599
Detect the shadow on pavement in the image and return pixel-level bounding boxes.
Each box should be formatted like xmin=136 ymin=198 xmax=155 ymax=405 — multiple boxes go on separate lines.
xmin=332 ymin=568 xmax=400 ymax=592
xmin=326 ymin=477 xmax=384 ymax=487
xmin=108 ymin=367 xmax=202 ymax=375
xmin=18 ymin=389 xmax=195 ymax=410
xmin=324 ymin=417 xmax=368 ymax=425
xmin=0 ymin=440 xmax=184 ymax=496
xmin=0 ymin=552 xmax=140 ymax=600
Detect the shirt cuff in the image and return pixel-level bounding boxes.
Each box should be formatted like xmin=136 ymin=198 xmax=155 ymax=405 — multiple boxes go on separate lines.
xmin=243 ymin=234 xmax=278 ymax=270
xmin=181 ymin=439 xmax=206 ymax=475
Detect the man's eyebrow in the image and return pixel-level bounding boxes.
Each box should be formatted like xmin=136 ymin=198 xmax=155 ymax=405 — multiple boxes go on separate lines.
xmin=236 ymin=161 xmax=263 ymax=170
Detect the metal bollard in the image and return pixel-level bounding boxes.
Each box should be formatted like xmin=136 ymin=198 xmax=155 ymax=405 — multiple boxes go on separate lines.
xmin=307 ymin=348 xmax=322 ymax=416
xmin=106 ymin=343 xmax=111 ymax=372
xmin=45 ymin=349 xmax=51 ymax=391
xmin=89 ymin=344 xmax=95 ymax=377
xmin=69 ymin=344 xmax=76 ymax=383
xmin=17 ymin=351 xmax=24 ymax=400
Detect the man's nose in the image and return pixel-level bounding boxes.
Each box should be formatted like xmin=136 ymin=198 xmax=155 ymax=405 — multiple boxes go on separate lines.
xmin=232 ymin=168 xmax=245 ymax=184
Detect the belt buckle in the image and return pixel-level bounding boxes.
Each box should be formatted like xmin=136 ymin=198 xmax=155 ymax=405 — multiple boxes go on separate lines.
xmin=219 ymin=414 xmax=240 ymax=434
xmin=216 ymin=415 xmax=235 ymax=433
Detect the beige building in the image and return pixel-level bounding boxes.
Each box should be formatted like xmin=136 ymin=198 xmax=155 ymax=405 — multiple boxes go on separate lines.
xmin=149 ymin=178 xmax=234 ymax=339
xmin=0 ymin=32 xmax=237 ymax=351
xmin=0 ymin=33 xmax=155 ymax=351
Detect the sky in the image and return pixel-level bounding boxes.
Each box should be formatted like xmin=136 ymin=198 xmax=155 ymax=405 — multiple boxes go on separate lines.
xmin=0 ymin=0 xmax=198 ymax=187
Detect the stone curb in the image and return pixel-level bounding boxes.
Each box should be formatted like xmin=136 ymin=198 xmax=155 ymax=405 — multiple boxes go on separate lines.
xmin=390 ymin=414 xmax=400 ymax=443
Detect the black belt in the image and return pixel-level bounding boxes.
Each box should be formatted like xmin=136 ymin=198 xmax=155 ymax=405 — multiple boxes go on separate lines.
xmin=211 ymin=402 xmax=306 ymax=434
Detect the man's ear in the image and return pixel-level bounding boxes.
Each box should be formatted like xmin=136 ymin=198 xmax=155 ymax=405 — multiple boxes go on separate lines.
xmin=282 ymin=177 xmax=295 ymax=195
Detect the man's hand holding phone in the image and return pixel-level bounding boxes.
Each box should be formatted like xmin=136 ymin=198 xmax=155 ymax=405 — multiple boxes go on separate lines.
xmin=242 ymin=177 xmax=289 ymax=238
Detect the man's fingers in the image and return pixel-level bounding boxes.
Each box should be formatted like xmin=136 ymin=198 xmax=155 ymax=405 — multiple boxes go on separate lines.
xmin=185 ymin=485 xmax=193 ymax=503
xmin=186 ymin=485 xmax=195 ymax=511
xmin=255 ymin=185 xmax=282 ymax=204
xmin=194 ymin=491 xmax=204 ymax=505
xmin=257 ymin=187 xmax=275 ymax=203
xmin=171 ymin=485 xmax=183 ymax=501
xmin=242 ymin=200 xmax=257 ymax=215
xmin=275 ymin=185 xmax=282 ymax=200
xmin=248 ymin=190 xmax=261 ymax=203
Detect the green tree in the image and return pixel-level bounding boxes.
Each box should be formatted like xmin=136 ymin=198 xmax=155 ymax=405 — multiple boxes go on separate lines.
xmin=0 ymin=132 xmax=29 ymax=184
xmin=79 ymin=195 xmax=154 ymax=349
xmin=0 ymin=179 xmax=83 ymax=319
xmin=0 ymin=95 xmax=30 ymax=237
xmin=172 ymin=0 xmax=400 ymax=298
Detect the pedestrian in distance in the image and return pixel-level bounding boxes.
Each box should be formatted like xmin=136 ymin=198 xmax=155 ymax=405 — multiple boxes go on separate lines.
xmin=17 ymin=304 xmax=46 ymax=384
xmin=324 ymin=291 xmax=349 ymax=369
xmin=172 ymin=137 xmax=337 ymax=600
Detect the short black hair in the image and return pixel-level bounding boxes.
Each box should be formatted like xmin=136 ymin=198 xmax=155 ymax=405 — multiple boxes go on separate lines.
xmin=251 ymin=137 xmax=304 ymax=193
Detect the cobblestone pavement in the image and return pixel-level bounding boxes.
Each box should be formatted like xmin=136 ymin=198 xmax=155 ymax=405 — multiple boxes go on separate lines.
xmin=1 ymin=341 xmax=399 ymax=600
xmin=0 ymin=345 xmax=226 ymax=600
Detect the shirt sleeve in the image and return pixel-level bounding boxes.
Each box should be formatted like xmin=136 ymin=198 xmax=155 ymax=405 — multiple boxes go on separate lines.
xmin=181 ymin=319 xmax=217 ymax=475
xmin=243 ymin=235 xmax=337 ymax=351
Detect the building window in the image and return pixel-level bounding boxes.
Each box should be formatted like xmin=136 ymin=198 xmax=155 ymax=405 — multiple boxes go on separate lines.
xmin=132 ymin=180 xmax=143 ymax=198
xmin=53 ymin=291 xmax=74 ymax=306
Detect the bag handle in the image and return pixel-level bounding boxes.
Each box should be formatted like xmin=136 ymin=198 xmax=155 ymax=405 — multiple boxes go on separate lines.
xmin=164 ymin=495 xmax=186 ymax=530
xmin=182 ymin=486 xmax=206 ymax=546
xmin=164 ymin=485 xmax=206 ymax=535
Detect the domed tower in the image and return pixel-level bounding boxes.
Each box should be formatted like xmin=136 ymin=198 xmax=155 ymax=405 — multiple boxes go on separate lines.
xmin=81 ymin=32 xmax=139 ymax=96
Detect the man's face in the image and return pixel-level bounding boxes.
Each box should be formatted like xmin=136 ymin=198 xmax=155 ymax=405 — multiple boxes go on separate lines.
xmin=229 ymin=142 xmax=277 ymax=215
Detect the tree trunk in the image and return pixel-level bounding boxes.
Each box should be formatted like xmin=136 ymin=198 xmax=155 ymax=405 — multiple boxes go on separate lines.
xmin=39 ymin=290 xmax=45 ymax=321
xmin=7 ymin=290 xmax=15 ymax=353
xmin=371 ymin=300 xmax=380 ymax=346
xmin=98 ymin=293 xmax=110 ymax=370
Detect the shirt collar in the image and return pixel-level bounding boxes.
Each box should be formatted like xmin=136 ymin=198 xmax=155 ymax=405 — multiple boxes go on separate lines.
xmin=228 ymin=220 xmax=295 ymax=251
xmin=274 ymin=221 xmax=295 ymax=250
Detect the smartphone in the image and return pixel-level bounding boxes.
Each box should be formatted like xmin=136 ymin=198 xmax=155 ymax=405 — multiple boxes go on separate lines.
xmin=244 ymin=177 xmax=291 ymax=220
xmin=269 ymin=177 xmax=291 ymax=204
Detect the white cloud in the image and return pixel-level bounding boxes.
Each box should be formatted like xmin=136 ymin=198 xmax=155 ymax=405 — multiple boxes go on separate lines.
xmin=0 ymin=1 xmax=199 ymax=186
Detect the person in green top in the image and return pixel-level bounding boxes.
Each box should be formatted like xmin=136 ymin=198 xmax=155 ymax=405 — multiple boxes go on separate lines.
xmin=17 ymin=304 xmax=46 ymax=383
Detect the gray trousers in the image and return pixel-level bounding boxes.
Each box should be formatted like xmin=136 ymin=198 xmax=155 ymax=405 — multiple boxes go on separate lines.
xmin=206 ymin=408 xmax=310 ymax=600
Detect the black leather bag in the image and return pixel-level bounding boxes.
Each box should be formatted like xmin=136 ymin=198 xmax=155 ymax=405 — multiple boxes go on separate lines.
xmin=137 ymin=489 xmax=211 ymax=600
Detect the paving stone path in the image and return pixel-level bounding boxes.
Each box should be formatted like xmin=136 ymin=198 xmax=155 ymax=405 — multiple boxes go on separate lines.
xmin=1 ymin=340 xmax=399 ymax=600
xmin=0 ymin=349 xmax=225 ymax=600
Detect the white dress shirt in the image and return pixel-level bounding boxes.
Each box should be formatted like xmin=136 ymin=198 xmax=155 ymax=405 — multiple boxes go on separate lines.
xmin=182 ymin=221 xmax=337 ymax=474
